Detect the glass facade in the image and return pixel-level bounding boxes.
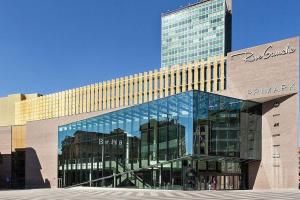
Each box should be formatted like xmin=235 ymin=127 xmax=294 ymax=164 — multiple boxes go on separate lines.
xmin=58 ymin=91 xmax=261 ymax=190
xmin=161 ymin=0 xmax=231 ymax=67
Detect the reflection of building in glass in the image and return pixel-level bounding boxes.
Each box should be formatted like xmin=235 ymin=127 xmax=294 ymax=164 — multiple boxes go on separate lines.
xmin=58 ymin=90 xmax=261 ymax=189
xmin=140 ymin=119 xmax=186 ymax=162
xmin=61 ymin=129 xmax=129 ymax=163
xmin=59 ymin=119 xmax=187 ymax=188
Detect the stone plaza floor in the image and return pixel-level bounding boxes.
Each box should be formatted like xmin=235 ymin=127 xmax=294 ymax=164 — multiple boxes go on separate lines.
xmin=0 ymin=188 xmax=300 ymax=200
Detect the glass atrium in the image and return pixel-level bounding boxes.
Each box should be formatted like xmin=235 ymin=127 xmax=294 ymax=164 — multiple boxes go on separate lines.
xmin=58 ymin=90 xmax=261 ymax=190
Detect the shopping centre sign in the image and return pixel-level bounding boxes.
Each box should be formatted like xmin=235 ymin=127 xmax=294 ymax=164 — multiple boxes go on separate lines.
xmin=231 ymin=44 xmax=296 ymax=63
xmin=99 ymin=138 xmax=123 ymax=145
xmin=248 ymin=83 xmax=296 ymax=96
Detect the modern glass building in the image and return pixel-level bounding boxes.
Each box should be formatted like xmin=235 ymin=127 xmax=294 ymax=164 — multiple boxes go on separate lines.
xmin=0 ymin=0 xmax=298 ymax=190
xmin=58 ymin=90 xmax=261 ymax=190
xmin=161 ymin=0 xmax=232 ymax=67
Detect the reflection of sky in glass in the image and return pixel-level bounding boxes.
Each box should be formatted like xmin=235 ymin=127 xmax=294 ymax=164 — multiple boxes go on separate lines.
xmin=58 ymin=90 xmax=261 ymax=159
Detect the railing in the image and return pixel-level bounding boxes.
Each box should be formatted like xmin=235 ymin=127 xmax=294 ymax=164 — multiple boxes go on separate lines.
xmin=116 ymin=162 xmax=151 ymax=188
xmin=64 ymin=156 xmax=190 ymax=189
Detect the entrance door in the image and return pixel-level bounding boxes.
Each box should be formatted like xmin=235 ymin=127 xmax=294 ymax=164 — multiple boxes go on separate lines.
xmin=198 ymin=175 xmax=206 ymax=190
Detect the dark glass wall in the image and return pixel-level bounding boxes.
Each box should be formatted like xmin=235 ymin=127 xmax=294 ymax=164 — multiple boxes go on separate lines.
xmin=193 ymin=91 xmax=262 ymax=160
xmin=58 ymin=90 xmax=261 ymax=189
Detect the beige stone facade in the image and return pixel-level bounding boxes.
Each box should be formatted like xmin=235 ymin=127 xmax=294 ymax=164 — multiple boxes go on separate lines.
xmin=220 ymin=37 xmax=299 ymax=189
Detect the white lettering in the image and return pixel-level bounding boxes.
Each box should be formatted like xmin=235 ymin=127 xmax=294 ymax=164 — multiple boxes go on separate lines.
xmin=248 ymin=83 xmax=296 ymax=96
xmin=290 ymin=83 xmax=295 ymax=91
xmin=99 ymin=138 xmax=103 ymax=145
xmin=99 ymin=138 xmax=123 ymax=146
xmin=231 ymin=44 xmax=296 ymax=63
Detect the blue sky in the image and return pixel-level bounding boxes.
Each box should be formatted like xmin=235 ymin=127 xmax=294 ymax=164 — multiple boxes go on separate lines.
xmin=0 ymin=0 xmax=299 ymax=97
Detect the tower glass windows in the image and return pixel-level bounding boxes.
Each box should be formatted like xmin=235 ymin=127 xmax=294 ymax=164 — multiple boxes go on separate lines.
xmin=161 ymin=0 xmax=231 ymax=67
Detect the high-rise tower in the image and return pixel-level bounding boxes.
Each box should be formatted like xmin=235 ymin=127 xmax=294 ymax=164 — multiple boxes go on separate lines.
xmin=161 ymin=0 xmax=232 ymax=67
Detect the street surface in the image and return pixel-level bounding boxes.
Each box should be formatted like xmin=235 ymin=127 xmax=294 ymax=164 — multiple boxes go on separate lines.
xmin=0 ymin=187 xmax=299 ymax=200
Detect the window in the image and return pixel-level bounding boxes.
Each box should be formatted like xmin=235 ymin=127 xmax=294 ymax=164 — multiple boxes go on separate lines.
xmin=224 ymin=62 xmax=227 ymax=78
xmin=217 ymin=63 xmax=221 ymax=78
xmin=128 ymin=83 xmax=130 ymax=95
xmin=157 ymin=77 xmax=160 ymax=89
xmin=174 ymin=73 xmax=177 ymax=86
xmin=105 ymin=87 xmax=108 ymax=100
xmin=147 ymin=79 xmax=149 ymax=91
xmin=198 ymin=67 xmax=201 ymax=82
xmin=186 ymin=70 xmax=188 ymax=85
xmin=132 ymin=83 xmax=135 ymax=94
xmin=204 ymin=66 xmax=207 ymax=81
xmin=210 ymin=65 xmax=214 ymax=80
xmin=180 ymin=71 xmax=183 ymax=85
xmin=192 ymin=69 xmax=194 ymax=82
xmin=152 ymin=78 xmax=155 ymax=90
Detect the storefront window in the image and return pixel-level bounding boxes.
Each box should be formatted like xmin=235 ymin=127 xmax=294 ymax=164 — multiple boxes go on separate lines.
xmin=58 ymin=90 xmax=261 ymax=189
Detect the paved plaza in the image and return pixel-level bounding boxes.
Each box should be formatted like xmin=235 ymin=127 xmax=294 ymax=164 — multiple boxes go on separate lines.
xmin=0 ymin=188 xmax=300 ymax=200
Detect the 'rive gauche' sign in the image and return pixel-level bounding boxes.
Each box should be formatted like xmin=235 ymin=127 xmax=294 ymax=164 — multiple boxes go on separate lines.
xmin=231 ymin=44 xmax=296 ymax=63
xmin=248 ymin=83 xmax=296 ymax=96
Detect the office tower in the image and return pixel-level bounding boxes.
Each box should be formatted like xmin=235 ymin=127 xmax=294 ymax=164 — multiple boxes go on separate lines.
xmin=161 ymin=0 xmax=232 ymax=67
